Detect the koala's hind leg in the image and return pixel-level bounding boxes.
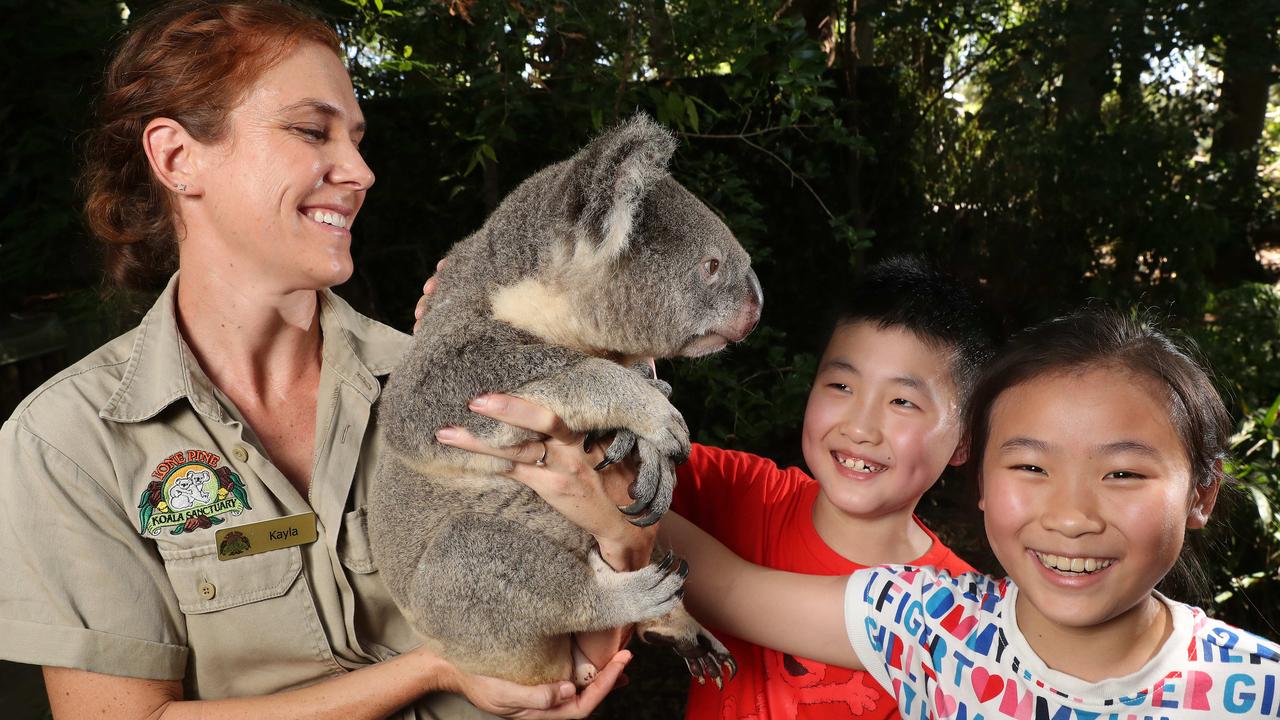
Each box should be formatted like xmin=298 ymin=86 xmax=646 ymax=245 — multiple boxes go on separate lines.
xmin=636 ymin=544 xmax=737 ymax=689
xmin=401 ymin=513 xmax=687 ymax=685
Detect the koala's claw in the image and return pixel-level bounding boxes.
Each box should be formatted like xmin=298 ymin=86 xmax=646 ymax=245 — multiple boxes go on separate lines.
xmin=648 ymin=377 xmax=673 ymax=399
xmin=596 ymin=429 xmax=637 ymax=472
xmin=590 ymin=549 xmax=688 ymax=622
xmin=643 ymin=626 xmax=737 ymax=690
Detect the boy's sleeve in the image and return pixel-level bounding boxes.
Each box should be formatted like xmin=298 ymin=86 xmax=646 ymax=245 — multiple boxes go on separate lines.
xmin=0 ymin=421 xmax=188 ymax=679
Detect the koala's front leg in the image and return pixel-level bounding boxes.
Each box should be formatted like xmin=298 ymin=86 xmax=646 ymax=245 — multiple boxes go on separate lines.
xmin=512 ymin=357 xmax=690 ymax=526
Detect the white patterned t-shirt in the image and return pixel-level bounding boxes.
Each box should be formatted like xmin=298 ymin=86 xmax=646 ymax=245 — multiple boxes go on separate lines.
xmin=844 ymin=566 xmax=1280 ymax=719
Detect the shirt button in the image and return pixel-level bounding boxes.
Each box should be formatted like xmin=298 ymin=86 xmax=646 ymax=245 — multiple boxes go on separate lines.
xmin=197 ymin=581 xmax=216 ymax=600
xmin=232 ymin=446 xmax=249 ymax=463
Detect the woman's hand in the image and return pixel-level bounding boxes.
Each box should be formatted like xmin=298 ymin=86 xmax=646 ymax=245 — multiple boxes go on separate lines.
xmin=436 ymin=649 xmax=633 ymax=719
xmin=435 ymin=393 xmax=656 ymax=570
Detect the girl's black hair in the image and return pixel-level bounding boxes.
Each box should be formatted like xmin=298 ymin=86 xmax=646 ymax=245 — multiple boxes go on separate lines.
xmin=964 ymin=308 xmax=1233 ymax=603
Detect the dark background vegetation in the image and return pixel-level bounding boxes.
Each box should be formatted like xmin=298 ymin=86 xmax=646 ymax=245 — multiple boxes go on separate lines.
xmin=1 ymin=0 xmax=1278 ymax=717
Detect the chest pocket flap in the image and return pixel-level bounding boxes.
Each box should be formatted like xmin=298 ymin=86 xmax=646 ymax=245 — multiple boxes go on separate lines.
xmin=158 ymin=543 xmax=303 ymax=614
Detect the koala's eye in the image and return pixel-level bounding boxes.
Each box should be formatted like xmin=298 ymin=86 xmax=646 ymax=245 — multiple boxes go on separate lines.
xmin=704 ymin=258 xmax=720 ymax=276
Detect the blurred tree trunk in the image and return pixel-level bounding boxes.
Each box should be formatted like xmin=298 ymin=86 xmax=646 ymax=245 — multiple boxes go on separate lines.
xmin=1209 ymin=9 xmax=1279 ymax=282
xmin=1059 ymin=0 xmax=1115 ymax=125
xmin=1116 ymin=0 xmax=1149 ymax=119
xmin=645 ymin=0 xmax=679 ymax=80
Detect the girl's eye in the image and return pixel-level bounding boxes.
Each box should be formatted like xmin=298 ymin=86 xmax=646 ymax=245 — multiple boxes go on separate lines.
xmin=827 ymin=383 xmax=851 ymax=393
xmin=1106 ymin=470 xmax=1146 ymax=480
xmin=890 ymin=398 xmax=918 ymax=409
xmin=1013 ymin=464 xmax=1046 ymax=474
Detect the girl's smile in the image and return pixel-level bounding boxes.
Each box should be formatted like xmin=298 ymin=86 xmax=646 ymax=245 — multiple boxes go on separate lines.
xmin=978 ymin=365 xmax=1218 ymax=677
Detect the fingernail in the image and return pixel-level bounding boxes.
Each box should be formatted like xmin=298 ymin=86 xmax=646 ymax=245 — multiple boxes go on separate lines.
xmin=469 ymin=395 xmax=490 ymax=409
xmin=436 ymin=426 xmax=459 ymax=442
xmin=558 ymin=682 xmax=575 ymax=699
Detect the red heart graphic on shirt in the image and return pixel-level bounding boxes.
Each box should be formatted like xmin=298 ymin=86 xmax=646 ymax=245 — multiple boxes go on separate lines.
xmin=933 ymin=685 xmax=959 ymax=717
xmin=971 ymin=667 xmax=1004 ymax=702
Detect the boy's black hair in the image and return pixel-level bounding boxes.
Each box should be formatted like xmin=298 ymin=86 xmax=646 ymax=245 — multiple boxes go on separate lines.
xmin=830 ymin=255 xmax=994 ymax=408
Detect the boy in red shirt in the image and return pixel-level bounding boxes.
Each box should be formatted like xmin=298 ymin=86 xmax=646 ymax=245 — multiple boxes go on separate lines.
xmin=671 ymin=256 xmax=991 ymax=720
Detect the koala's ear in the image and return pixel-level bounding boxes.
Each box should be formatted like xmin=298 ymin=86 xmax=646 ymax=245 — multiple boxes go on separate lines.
xmin=569 ymin=113 xmax=676 ymax=261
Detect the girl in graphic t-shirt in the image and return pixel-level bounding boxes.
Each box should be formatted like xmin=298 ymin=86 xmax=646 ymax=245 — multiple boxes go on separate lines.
xmin=654 ymin=309 xmax=1280 ymax=719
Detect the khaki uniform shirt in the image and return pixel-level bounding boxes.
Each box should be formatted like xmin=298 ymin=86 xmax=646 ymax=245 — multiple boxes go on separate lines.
xmin=0 ymin=275 xmax=493 ymax=719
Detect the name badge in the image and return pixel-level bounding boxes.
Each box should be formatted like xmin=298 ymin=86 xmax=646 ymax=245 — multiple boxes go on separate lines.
xmin=215 ymin=512 xmax=317 ymax=561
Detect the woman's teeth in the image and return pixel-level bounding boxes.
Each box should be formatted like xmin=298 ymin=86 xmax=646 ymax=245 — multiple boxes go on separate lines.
xmin=1034 ymin=551 xmax=1114 ymax=575
xmin=311 ymin=210 xmax=348 ymax=228
xmin=836 ymin=455 xmax=885 ymax=473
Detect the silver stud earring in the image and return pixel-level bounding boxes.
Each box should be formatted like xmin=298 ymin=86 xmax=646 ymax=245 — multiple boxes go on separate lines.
xmin=175 ymin=183 xmax=187 ymax=192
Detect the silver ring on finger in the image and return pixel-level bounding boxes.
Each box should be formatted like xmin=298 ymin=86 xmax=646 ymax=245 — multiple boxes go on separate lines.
xmin=535 ymin=441 xmax=549 ymax=467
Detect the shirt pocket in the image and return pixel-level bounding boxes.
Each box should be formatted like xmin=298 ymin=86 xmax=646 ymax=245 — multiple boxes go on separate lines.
xmin=157 ymin=543 xmax=341 ymax=698
xmin=159 ymin=543 xmax=302 ymax=613
xmin=337 ymin=505 xmax=377 ymax=574
xmin=338 ymin=505 xmax=415 ymax=653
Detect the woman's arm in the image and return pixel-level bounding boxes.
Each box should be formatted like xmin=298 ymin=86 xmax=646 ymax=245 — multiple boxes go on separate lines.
xmin=43 ymin=645 xmax=631 ymax=720
xmin=659 ymin=513 xmax=861 ymax=669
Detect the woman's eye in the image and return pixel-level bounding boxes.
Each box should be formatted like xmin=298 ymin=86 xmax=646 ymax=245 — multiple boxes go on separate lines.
xmin=294 ymin=127 xmax=327 ymax=141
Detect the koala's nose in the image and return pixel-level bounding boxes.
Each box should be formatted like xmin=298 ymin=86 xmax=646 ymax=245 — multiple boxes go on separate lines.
xmin=745 ymin=268 xmax=762 ymax=330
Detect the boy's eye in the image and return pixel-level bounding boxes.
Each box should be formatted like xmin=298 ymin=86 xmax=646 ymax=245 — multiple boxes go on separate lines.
xmin=1012 ymin=464 xmax=1046 ymax=474
xmin=1106 ymin=470 xmax=1146 ymax=480
xmin=890 ymin=398 xmax=918 ymax=409
xmin=826 ymin=382 xmax=851 ymax=393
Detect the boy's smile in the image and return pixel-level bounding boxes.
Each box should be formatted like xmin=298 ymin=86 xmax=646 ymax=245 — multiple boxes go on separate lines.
xmin=802 ymin=321 xmax=966 ymax=549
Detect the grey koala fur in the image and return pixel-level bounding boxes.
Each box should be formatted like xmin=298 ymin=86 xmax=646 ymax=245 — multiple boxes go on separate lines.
xmin=368 ymin=114 xmax=762 ymax=687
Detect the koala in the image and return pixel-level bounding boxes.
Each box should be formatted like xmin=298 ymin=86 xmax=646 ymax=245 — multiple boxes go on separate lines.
xmin=368 ymin=114 xmax=763 ymax=688
xmin=169 ymin=470 xmax=210 ymax=510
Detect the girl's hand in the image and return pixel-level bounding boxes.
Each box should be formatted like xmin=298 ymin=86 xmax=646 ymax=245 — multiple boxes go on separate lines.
xmin=435 ymin=394 xmax=657 ymax=570
xmin=437 ymin=649 xmax=633 ymax=719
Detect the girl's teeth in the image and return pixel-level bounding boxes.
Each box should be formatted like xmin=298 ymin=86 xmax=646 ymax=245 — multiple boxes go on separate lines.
xmin=837 ymin=456 xmax=884 ymax=472
xmin=1035 ymin=551 xmax=1113 ymax=575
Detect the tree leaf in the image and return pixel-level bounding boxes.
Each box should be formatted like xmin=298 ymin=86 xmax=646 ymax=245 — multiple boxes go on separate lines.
xmin=1249 ymin=485 xmax=1273 ymax=527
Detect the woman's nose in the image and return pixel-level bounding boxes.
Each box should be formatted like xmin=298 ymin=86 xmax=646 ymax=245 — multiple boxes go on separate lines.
xmin=330 ymin=140 xmax=375 ymax=191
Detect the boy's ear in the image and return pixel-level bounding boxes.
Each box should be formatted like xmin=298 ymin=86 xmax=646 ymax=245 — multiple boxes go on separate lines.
xmin=1186 ymin=461 xmax=1222 ymax=530
xmin=569 ymin=113 xmax=676 ymax=262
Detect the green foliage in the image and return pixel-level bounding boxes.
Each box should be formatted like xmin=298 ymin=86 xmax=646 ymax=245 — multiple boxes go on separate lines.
xmin=1196 ymin=283 xmax=1280 ymax=413
xmin=1208 ymin=393 xmax=1280 ymax=627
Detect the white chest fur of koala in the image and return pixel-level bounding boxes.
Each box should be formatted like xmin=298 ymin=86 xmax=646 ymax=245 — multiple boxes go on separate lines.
xmin=369 ymin=115 xmax=762 ymax=688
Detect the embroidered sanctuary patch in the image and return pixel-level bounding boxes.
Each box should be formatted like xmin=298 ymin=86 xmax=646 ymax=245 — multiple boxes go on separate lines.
xmin=138 ymin=449 xmax=251 ymax=536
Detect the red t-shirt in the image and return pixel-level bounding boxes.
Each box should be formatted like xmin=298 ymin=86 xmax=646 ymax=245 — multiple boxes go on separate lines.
xmin=671 ymin=444 xmax=973 ymax=720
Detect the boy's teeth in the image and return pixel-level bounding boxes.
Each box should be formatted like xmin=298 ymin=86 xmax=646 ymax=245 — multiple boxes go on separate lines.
xmin=836 ymin=455 xmax=884 ymax=473
xmin=1034 ymin=551 xmax=1114 ymax=575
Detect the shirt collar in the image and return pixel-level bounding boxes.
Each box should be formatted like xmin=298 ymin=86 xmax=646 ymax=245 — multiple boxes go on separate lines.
xmin=99 ymin=273 xmax=408 ymax=424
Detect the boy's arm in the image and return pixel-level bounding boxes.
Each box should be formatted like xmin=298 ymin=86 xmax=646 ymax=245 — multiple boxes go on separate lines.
xmin=660 ymin=512 xmax=863 ymax=669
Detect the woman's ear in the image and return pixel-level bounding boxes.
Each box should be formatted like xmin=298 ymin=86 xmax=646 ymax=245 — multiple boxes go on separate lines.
xmin=142 ymin=117 xmax=202 ymax=196
xmin=1186 ymin=460 xmax=1223 ymax=530
xmin=948 ymin=435 xmax=970 ymax=467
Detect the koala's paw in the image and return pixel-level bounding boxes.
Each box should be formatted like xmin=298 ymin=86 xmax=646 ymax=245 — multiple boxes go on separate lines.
xmin=591 ymin=429 xmax=636 ymax=472
xmin=616 ymin=402 xmax=689 ymax=526
xmin=642 ymin=625 xmax=737 ymax=690
xmin=590 ymin=549 xmax=687 ymax=623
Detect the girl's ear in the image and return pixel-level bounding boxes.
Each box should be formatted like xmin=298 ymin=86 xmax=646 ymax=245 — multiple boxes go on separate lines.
xmin=1186 ymin=460 xmax=1223 ymax=529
